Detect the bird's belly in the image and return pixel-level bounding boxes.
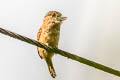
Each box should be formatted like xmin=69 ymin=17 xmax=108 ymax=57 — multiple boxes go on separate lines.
xmin=39 ymin=31 xmax=59 ymax=47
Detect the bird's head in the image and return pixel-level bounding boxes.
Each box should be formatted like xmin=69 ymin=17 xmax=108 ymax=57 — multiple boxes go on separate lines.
xmin=43 ymin=11 xmax=67 ymax=26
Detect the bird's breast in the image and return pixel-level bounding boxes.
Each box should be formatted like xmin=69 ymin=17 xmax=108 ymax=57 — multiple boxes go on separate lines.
xmin=39 ymin=27 xmax=60 ymax=47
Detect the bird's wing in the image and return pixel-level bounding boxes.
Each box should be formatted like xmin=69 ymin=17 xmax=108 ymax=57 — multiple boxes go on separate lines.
xmin=37 ymin=28 xmax=43 ymax=59
xmin=37 ymin=27 xmax=42 ymax=41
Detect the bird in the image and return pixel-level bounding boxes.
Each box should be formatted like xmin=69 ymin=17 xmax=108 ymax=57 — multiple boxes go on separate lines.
xmin=37 ymin=11 xmax=67 ymax=78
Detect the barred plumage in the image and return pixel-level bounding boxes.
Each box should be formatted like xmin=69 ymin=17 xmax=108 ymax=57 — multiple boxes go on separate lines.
xmin=37 ymin=11 xmax=67 ymax=78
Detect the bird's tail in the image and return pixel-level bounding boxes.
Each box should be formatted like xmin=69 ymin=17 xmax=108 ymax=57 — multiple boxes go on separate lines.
xmin=45 ymin=58 xmax=56 ymax=78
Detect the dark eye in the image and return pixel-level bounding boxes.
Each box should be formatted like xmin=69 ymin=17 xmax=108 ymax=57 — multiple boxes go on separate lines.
xmin=52 ymin=14 xmax=56 ymax=17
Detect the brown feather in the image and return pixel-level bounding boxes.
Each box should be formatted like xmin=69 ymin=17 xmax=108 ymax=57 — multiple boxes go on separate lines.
xmin=46 ymin=58 xmax=56 ymax=78
xmin=37 ymin=28 xmax=43 ymax=59
xmin=37 ymin=11 xmax=66 ymax=78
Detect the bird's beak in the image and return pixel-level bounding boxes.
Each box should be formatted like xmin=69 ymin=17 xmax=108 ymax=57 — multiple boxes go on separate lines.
xmin=60 ymin=16 xmax=67 ymax=21
xmin=55 ymin=16 xmax=67 ymax=23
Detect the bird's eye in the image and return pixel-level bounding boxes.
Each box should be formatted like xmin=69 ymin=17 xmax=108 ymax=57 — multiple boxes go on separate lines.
xmin=52 ymin=14 xmax=56 ymax=17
